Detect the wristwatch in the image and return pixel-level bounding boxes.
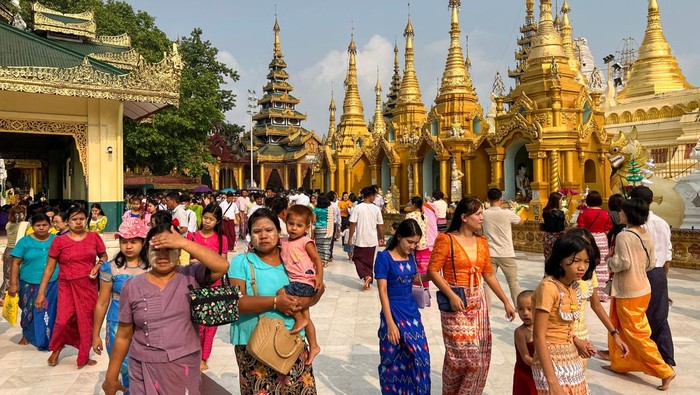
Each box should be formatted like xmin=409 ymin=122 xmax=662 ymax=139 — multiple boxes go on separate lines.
xmin=610 ymin=329 xmax=620 ymax=336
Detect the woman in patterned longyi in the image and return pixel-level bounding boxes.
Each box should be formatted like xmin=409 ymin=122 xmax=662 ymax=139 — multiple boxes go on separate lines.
xmin=375 ymin=218 xmax=430 ymax=394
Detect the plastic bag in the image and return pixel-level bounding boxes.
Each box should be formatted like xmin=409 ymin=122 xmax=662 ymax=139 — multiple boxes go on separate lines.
xmin=2 ymin=291 xmax=18 ymax=326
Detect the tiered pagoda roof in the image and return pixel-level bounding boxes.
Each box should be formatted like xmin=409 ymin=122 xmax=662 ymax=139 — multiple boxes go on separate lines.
xmin=508 ymin=0 xmax=538 ymax=86
xmin=249 ymin=17 xmax=320 ymax=163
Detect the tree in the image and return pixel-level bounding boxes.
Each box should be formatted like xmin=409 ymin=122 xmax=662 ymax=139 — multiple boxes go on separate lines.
xmin=123 ymin=28 xmax=239 ymax=176
xmin=219 ymin=122 xmax=245 ymax=146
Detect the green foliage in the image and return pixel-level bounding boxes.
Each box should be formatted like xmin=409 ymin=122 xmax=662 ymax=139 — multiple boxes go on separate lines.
xmin=219 ymin=122 xmax=245 ymax=146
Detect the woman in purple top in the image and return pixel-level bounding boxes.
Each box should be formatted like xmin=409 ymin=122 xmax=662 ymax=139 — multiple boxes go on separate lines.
xmin=101 ymin=223 xmax=229 ymax=395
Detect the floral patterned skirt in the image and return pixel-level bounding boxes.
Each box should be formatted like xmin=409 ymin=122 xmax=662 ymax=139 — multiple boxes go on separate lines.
xmin=532 ymin=342 xmax=588 ymax=394
xmin=234 ymin=344 xmax=317 ymax=395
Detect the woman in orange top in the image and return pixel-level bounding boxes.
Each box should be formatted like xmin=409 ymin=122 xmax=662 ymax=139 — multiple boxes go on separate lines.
xmin=428 ymin=197 xmax=516 ymax=394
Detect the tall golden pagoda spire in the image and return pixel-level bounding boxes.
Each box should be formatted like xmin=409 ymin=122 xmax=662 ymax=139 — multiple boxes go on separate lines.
xmin=559 ymin=0 xmax=580 ymax=75
xmin=438 ymin=0 xmax=477 ymax=100
xmin=383 ymin=41 xmax=402 ymax=119
xmin=373 ymin=73 xmax=387 ymax=136
xmin=327 ymin=89 xmax=336 ymax=145
xmin=337 ymin=33 xmax=369 ymax=150
xmin=617 ymin=0 xmax=692 ymax=100
xmin=396 ymin=13 xmax=424 ymax=107
xmin=528 ymin=0 xmax=566 ymax=64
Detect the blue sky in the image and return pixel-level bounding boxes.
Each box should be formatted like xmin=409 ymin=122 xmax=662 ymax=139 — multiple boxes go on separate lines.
xmin=126 ymin=0 xmax=700 ymax=135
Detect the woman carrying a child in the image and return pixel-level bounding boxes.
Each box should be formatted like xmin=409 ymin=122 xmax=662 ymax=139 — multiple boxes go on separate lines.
xmin=228 ymin=208 xmax=323 ymax=394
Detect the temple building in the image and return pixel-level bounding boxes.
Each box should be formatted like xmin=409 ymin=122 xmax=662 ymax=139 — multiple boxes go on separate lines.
xmin=214 ymin=17 xmax=320 ymax=191
xmin=492 ymin=0 xmax=609 ymax=216
xmin=0 ymin=2 xmax=181 ymax=230
xmin=603 ymin=0 xmax=698 ymax=227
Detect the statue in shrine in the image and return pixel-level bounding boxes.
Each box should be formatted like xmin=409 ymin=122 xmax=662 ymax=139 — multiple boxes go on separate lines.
xmin=450 ymin=159 xmax=464 ymax=203
xmin=450 ymin=116 xmax=465 ymax=138
xmin=384 ymin=187 xmax=399 ymax=214
xmin=407 ymin=164 xmax=414 ymax=195
xmin=515 ymin=163 xmax=532 ymax=203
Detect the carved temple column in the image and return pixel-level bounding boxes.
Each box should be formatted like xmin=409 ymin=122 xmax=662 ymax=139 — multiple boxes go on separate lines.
xmin=550 ymin=150 xmax=560 ymax=193
xmin=345 ymin=167 xmax=352 ymax=194
xmin=389 ymin=163 xmax=402 ymax=204
xmin=259 ymin=164 xmax=266 ymax=190
xmin=562 ymin=150 xmax=578 ymax=191
xmin=529 ymin=150 xmax=549 ymax=217
xmin=296 ymin=163 xmax=303 ymax=189
xmin=283 ymin=164 xmax=290 ymax=190
xmin=237 ymin=166 xmax=244 ymax=189
xmin=438 ymin=156 xmax=449 ymax=195
xmin=411 ymin=158 xmax=422 ymax=197
xmin=370 ymin=164 xmax=380 ymax=186
xmin=464 ymin=156 xmax=474 ymax=195
xmin=486 ymin=147 xmax=505 ymax=190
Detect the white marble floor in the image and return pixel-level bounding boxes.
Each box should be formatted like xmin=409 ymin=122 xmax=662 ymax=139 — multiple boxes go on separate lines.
xmin=0 ymin=240 xmax=697 ymax=394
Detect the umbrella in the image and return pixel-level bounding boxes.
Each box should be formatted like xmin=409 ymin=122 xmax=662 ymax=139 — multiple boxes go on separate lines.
xmin=193 ymin=185 xmax=212 ymax=193
xmin=219 ymin=188 xmax=235 ymax=193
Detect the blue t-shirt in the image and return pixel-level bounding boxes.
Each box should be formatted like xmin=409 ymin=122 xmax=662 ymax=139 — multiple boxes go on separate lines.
xmin=11 ymin=234 xmax=58 ymax=284
xmin=313 ymin=207 xmax=328 ymax=228
xmin=228 ymin=252 xmax=301 ymax=345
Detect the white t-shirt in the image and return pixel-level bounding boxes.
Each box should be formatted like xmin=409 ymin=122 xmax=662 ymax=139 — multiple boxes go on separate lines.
xmin=434 ymin=199 xmax=448 ymax=218
xmin=171 ymin=205 xmax=189 ymax=237
xmin=288 ymin=193 xmax=299 ymax=204
xmin=236 ymin=196 xmax=250 ymax=215
xmin=643 ymin=211 xmax=672 ymax=268
xmin=219 ymin=200 xmax=239 ymax=221
xmin=184 ymin=208 xmax=198 ymax=233
xmin=482 ymin=206 xmax=522 ymax=257
xmin=248 ymin=203 xmax=263 ymax=218
xmin=295 ymin=194 xmax=310 ymax=207
xmin=349 ymin=202 xmax=384 ymax=247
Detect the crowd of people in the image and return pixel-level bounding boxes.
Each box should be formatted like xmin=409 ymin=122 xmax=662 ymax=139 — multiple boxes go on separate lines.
xmin=0 ymin=183 xmax=677 ymax=394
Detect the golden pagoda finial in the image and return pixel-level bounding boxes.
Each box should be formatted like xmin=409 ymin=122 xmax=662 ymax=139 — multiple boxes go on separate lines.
xmin=373 ymin=70 xmax=387 ymax=135
xmin=618 ymin=0 xmax=692 ymax=100
xmin=528 ymin=0 xmax=566 ymax=63
xmin=559 ymin=0 xmax=580 ymax=74
xmin=327 ymin=88 xmax=337 ymax=143
xmin=437 ymin=0 xmax=476 ymax=99
xmin=273 ymin=13 xmax=282 ymax=58
xmin=393 ymin=40 xmax=400 ymax=74
xmin=526 ymin=0 xmax=535 ymax=20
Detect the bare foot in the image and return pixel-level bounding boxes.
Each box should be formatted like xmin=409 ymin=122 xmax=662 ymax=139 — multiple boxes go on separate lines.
xmin=18 ymin=337 xmax=29 ymax=345
xmin=47 ymin=348 xmax=63 ymax=366
xmin=77 ymin=359 xmax=97 ymax=369
xmin=658 ymin=373 xmax=675 ymax=391
xmin=306 ymin=345 xmax=321 ymax=365
xmin=601 ymin=365 xmax=627 ymax=375
xmin=200 ymin=360 xmax=209 ymax=372
xmin=290 ymin=317 xmax=309 ymax=334
xmin=597 ymin=349 xmax=610 ymax=361
xmin=363 ymin=276 xmax=372 ymax=290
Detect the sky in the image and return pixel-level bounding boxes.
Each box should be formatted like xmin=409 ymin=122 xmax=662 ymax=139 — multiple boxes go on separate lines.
xmin=125 ymin=0 xmax=700 ymax=136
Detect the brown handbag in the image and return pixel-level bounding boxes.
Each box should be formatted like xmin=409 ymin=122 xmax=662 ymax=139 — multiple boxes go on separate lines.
xmin=244 ymin=255 xmax=305 ymax=375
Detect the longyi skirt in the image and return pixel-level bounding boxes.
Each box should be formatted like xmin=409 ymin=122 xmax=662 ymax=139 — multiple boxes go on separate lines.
xmin=532 ymin=342 xmax=588 ymax=394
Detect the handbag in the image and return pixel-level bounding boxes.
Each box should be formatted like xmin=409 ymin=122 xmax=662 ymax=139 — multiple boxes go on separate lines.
xmin=245 ymin=256 xmax=305 ymax=375
xmin=436 ymin=234 xmax=469 ymax=312
xmin=605 ymin=230 xmax=651 ymax=296
xmin=187 ymin=274 xmax=240 ymax=326
xmin=412 ymin=272 xmax=431 ymax=309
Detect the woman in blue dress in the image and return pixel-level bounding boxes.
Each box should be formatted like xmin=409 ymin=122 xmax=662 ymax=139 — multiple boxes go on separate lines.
xmin=375 ymin=218 xmax=431 ymax=394
xmin=92 ymin=218 xmax=150 ymax=392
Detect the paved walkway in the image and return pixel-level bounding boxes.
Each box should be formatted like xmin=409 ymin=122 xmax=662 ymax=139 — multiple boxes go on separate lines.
xmin=0 ymin=240 xmax=697 ymax=394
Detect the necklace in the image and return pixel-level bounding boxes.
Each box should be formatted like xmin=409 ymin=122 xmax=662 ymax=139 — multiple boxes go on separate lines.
xmin=552 ymin=278 xmax=581 ymax=321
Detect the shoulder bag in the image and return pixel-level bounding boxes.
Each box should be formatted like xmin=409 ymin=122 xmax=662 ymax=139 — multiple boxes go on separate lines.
xmin=411 ymin=254 xmax=431 ymax=309
xmin=245 ymin=255 xmax=305 ymax=375
xmin=435 ymin=235 xmax=468 ymax=312
xmin=187 ymin=272 xmax=240 ymax=326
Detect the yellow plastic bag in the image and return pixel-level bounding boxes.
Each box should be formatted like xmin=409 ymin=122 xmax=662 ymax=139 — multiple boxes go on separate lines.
xmin=2 ymin=291 xmax=19 ymax=326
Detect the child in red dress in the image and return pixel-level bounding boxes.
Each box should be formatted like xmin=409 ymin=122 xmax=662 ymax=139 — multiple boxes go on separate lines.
xmin=513 ymin=290 xmax=537 ymax=395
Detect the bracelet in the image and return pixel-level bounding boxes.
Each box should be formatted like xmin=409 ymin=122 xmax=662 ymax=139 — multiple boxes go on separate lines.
xmin=273 ymin=296 xmax=277 ymax=310
xmin=610 ymin=329 xmax=620 ymax=336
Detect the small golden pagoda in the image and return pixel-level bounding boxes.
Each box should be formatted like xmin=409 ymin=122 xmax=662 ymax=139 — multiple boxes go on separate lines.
xmin=490 ymin=0 xmax=609 ymax=218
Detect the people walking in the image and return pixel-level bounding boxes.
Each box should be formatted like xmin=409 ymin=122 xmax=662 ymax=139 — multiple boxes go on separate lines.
xmin=577 ymin=190 xmax=613 ymax=302
xmin=348 ymin=186 xmax=385 ymax=290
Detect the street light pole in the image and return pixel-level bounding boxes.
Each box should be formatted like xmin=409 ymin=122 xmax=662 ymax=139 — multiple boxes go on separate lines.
xmin=247 ymin=89 xmax=258 ymax=189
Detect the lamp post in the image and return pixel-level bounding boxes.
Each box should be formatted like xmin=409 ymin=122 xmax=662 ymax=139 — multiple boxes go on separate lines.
xmin=247 ymin=89 xmax=258 ymax=189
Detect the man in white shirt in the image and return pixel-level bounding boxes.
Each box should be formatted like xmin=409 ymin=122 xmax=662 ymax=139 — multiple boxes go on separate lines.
xmin=327 ymin=191 xmax=342 ymax=262
xmin=348 ymin=186 xmax=385 ymax=290
xmin=180 ymin=195 xmax=198 ymax=235
xmin=236 ymin=189 xmax=251 ymax=239
xmin=481 ymin=188 xmax=523 ymax=304
xmin=219 ymin=192 xmax=240 ymax=252
xmin=247 ymin=193 xmax=265 ymax=218
xmin=372 ymin=185 xmax=384 ymax=209
xmin=165 ymin=192 xmax=188 ymax=236
xmin=295 ymin=188 xmax=311 ymax=207
xmin=631 ymin=186 xmax=675 ymax=366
